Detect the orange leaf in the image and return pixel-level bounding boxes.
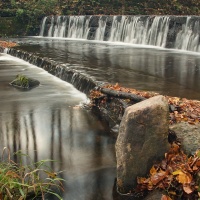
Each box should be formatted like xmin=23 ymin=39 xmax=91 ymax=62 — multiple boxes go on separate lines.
xmin=150 ymin=170 xmax=167 ymax=185
xmin=195 ymin=160 xmax=200 ymax=167
xmin=173 ymin=170 xmax=192 ymax=184
xmin=150 ymin=166 xmax=157 ymax=175
xmin=161 ymin=194 xmax=172 ymax=200
xmin=183 ymin=184 xmax=193 ymax=194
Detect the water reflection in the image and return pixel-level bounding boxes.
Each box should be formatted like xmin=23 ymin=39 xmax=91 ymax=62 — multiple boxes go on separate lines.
xmin=0 ymin=54 xmax=116 ymax=199
xmin=13 ymin=38 xmax=200 ymax=100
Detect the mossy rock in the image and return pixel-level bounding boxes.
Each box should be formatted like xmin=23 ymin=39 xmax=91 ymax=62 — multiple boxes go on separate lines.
xmin=10 ymin=74 xmax=40 ymax=90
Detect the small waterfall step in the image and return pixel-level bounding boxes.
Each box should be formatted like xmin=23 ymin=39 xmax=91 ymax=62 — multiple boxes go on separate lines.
xmin=6 ymin=48 xmax=98 ymax=95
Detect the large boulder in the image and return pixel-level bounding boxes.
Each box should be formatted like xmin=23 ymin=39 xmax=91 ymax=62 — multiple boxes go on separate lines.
xmin=170 ymin=122 xmax=200 ymax=155
xmin=116 ymin=95 xmax=170 ymax=193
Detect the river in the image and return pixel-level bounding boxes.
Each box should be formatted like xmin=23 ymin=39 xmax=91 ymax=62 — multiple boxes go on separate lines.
xmin=0 ymin=53 xmax=116 ymax=199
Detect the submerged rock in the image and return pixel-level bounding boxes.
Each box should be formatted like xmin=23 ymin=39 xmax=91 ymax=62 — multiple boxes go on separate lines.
xmin=116 ymin=95 xmax=170 ymax=193
xmin=10 ymin=74 xmax=40 ymax=90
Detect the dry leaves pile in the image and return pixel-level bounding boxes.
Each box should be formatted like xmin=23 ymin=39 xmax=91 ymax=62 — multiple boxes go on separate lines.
xmin=103 ymin=83 xmax=159 ymax=99
xmin=136 ymin=143 xmax=200 ymax=200
xmin=90 ymin=83 xmax=200 ymax=125
xmin=0 ymin=40 xmax=18 ymax=48
xmin=168 ymin=97 xmax=200 ymax=125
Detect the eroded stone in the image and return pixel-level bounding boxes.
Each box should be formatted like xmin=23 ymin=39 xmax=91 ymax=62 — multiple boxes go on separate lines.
xmin=116 ymin=95 xmax=170 ymax=193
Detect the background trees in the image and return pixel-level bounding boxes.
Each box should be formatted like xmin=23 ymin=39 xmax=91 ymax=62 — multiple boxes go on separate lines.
xmin=1 ymin=0 xmax=200 ymax=36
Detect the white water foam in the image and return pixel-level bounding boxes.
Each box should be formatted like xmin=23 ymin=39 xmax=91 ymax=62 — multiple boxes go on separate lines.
xmin=0 ymin=53 xmax=88 ymax=102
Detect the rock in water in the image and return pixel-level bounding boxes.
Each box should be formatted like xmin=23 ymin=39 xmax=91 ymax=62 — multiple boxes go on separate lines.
xmin=115 ymin=95 xmax=170 ymax=193
xmin=10 ymin=74 xmax=40 ymax=90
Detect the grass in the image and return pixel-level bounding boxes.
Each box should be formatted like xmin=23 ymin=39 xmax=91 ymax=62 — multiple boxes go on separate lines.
xmin=0 ymin=147 xmax=64 ymax=200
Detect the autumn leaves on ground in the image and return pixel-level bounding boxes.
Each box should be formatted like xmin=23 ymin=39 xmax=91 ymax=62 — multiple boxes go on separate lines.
xmin=0 ymin=41 xmax=17 ymax=48
xmin=90 ymin=83 xmax=200 ymax=200
xmin=90 ymin=83 xmax=200 ymax=125
xmin=137 ymin=144 xmax=200 ymax=200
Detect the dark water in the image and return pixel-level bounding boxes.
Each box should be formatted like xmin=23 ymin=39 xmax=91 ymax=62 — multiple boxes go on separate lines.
xmin=0 ymin=54 xmax=116 ymax=200
xmin=10 ymin=37 xmax=200 ymax=100
xmin=2 ymin=37 xmax=200 ymax=199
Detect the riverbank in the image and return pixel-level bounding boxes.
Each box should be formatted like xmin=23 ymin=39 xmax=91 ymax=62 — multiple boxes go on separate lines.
xmin=90 ymin=83 xmax=200 ymax=125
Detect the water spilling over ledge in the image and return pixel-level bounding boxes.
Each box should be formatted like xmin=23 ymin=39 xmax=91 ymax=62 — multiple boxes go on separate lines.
xmin=5 ymin=48 xmax=98 ymax=94
xmin=39 ymin=15 xmax=200 ymax=52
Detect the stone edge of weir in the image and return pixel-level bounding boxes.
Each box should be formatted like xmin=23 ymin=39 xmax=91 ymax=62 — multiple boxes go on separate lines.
xmin=1 ymin=46 xmax=200 ymax=199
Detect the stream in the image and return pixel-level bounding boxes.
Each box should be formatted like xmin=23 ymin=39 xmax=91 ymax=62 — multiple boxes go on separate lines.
xmin=0 ymin=53 xmax=116 ymax=200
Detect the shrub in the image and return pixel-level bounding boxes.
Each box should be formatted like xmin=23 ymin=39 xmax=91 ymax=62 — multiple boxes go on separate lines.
xmin=0 ymin=147 xmax=64 ymax=200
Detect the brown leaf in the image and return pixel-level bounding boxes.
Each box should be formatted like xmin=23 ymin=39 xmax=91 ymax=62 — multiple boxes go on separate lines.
xmin=6 ymin=170 xmax=20 ymax=179
xmin=150 ymin=170 xmax=167 ymax=185
xmin=183 ymin=184 xmax=193 ymax=194
xmin=161 ymin=194 xmax=172 ymax=200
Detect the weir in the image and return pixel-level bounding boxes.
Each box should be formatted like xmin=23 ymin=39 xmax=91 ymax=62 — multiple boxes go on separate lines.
xmin=5 ymin=48 xmax=98 ymax=94
xmin=39 ymin=15 xmax=200 ymax=52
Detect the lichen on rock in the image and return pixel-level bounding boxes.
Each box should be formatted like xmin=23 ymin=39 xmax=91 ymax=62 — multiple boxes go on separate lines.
xmin=10 ymin=74 xmax=40 ymax=90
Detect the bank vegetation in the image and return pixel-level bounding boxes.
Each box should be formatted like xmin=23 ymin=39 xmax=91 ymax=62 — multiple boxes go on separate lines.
xmin=1 ymin=0 xmax=200 ymax=36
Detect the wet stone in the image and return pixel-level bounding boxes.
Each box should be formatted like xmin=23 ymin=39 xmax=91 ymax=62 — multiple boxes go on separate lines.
xmin=116 ymin=95 xmax=170 ymax=193
xmin=10 ymin=74 xmax=40 ymax=90
xmin=170 ymin=122 xmax=200 ymax=155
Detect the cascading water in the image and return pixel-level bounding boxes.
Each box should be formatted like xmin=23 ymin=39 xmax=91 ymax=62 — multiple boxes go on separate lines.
xmin=39 ymin=15 xmax=200 ymax=52
xmin=47 ymin=17 xmax=54 ymax=37
xmin=109 ymin=16 xmax=127 ymax=42
xmin=147 ymin=16 xmax=170 ymax=47
xmin=95 ymin=16 xmax=107 ymax=41
xmin=108 ymin=16 xmax=170 ymax=47
xmin=67 ymin=16 xmax=88 ymax=38
xmin=39 ymin=16 xmax=47 ymax=36
xmin=174 ymin=16 xmax=200 ymax=52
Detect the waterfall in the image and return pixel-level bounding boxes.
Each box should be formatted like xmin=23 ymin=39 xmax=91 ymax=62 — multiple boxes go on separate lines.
xmin=95 ymin=16 xmax=107 ymax=41
xmin=147 ymin=16 xmax=170 ymax=47
xmin=109 ymin=16 xmax=127 ymax=42
xmin=108 ymin=16 xmax=170 ymax=47
xmin=6 ymin=48 xmax=97 ymax=94
xmin=83 ymin=16 xmax=91 ymax=39
xmin=48 ymin=17 xmax=54 ymax=37
xmin=59 ymin=16 xmax=67 ymax=37
xmin=67 ymin=16 xmax=86 ymax=38
xmin=53 ymin=16 xmax=61 ymax=37
xmin=39 ymin=16 xmax=47 ymax=36
xmin=174 ymin=16 xmax=200 ymax=52
xmin=39 ymin=15 xmax=200 ymax=52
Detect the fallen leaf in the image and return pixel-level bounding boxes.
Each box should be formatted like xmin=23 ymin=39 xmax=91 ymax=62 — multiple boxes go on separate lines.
xmin=150 ymin=170 xmax=167 ymax=185
xmin=161 ymin=194 xmax=172 ymax=200
xmin=173 ymin=170 xmax=192 ymax=184
xmin=183 ymin=184 xmax=193 ymax=194
xmin=150 ymin=166 xmax=157 ymax=175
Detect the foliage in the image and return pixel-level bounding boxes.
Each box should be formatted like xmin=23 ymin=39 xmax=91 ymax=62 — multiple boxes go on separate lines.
xmin=0 ymin=147 xmax=64 ymax=200
xmin=1 ymin=0 xmax=200 ymax=36
xmin=10 ymin=74 xmax=40 ymax=89
xmin=136 ymin=143 xmax=200 ymax=200
xmin=13 ymin=74 xmax=29 ymax=88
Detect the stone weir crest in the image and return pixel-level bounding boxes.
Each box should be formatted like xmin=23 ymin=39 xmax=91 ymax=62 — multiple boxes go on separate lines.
xmin=39 ymin=15 xmax=200 ymax=52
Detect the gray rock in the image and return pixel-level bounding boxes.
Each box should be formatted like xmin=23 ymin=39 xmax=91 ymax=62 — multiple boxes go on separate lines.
xmin=10 ymin=74 xmax=40 ymax=90
xmin=170 ymin=122 xmax=200 ymax=155
xmin=116 ymin=95 xmax=170 ymax=193
xmin=144 ymin=190 xmax=163 ymax=200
